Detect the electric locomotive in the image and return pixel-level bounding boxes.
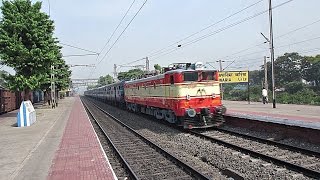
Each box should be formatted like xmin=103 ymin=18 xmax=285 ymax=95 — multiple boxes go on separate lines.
xmin=124 ymin=62 xmax=225 ymax=128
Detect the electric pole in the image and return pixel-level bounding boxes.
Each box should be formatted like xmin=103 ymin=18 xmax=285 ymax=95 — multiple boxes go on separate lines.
xmin=216 ymin=60 xmax=225 ymax=100
xmin=50 ymin=65 xmax=55 ymax=108
xmin=269 ymin=0 xmax=276 ymax=108
xmin=145 ymin=57 xmax=149 ymax=72
xmin=113 ymin=64 xmax=118 ymax=81
xmin=264 ymin=56 xmax=268 ymax=91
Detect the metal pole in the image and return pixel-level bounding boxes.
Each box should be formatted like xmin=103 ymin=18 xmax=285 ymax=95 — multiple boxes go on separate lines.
xmin=146 ymin=57 xmax=149 ymax=72
xmin=218 ymin=60 xmax=224 ymax=100
xmin=113 ymin=64 xmax=117 ymax=81
xmin=269 ymin=0 xmax=276 ymax=108
xmin=247 ymin=69 xmax=250 ymax=104
xmin=47 ymin=0 xmax=50 ymax=16
xmin=50 ymin=65 xmax=55 ymax=108
xmin=264 ymin=56 xmax=268 ymax=91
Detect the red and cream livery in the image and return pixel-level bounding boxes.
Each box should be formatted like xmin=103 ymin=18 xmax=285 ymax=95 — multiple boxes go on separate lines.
xmin=124 ymin=62 xmax=225 ymax=128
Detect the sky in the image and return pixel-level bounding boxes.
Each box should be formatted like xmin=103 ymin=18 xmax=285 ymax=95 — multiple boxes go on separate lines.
xmin=1 ymin=0 xmax=320 ymax=81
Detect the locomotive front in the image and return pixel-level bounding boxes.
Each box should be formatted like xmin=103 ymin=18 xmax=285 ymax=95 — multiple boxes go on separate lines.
xmin=165 ymin=68 xmax=226 ymax=128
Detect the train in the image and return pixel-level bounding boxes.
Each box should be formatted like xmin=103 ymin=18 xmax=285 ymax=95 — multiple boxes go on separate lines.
xmin=84 ymin=62 xmax=226 ymax=129
xmin=0 ymin=87 xmax=44 ymax=114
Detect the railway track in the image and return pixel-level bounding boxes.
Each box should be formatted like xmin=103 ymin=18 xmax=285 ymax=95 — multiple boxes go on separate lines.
xmin=190 ymin=128 xmax=320 ymax=179
xmin=81 ymin=98 xmax=210 ymax=180
xmin=85 ymin=97 xmax=320 ymax=178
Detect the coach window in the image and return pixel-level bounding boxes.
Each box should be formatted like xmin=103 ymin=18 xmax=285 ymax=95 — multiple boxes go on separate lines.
xmin=138 ymin=86 xmax=140 ymax=90
xmin=170 ymin=75 xmax=174 ymax=84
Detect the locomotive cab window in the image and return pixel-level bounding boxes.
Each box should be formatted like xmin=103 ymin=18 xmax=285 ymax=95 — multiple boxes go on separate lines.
xmin=202 ymin=71 xmax=215 ymax=80
xmin=183 ymin=72 xmax=198 ymax=82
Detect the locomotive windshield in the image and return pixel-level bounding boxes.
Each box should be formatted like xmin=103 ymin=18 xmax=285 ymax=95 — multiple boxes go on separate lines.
xmin=202 ymin=71 xmax=216 ymax=81
xmin=183 ymin=72 xmax=198 ymax=82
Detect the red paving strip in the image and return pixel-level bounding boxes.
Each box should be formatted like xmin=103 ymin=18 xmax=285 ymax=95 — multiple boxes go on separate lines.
xmin=226 ymin=109 xmax=320 ymax=123
xmin=48 ymin=97 xmax=116 ymax=180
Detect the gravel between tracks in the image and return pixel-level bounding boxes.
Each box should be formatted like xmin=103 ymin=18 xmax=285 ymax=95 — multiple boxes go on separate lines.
xmin=220 ymin=125 xmax=320 ymax=153
xmin=89 ymin=98 xmax=314 ymax=179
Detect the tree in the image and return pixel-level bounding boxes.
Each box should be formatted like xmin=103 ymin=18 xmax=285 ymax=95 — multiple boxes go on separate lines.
xmin=154 ymin=64 xmax=161 ymax=71
xmin=54 ymin=59 xmax=71 ymax=91
xmin=118 ymin=69 xmax=144 ymax=81
xmin=274 ymin=53 xmax=303 ymax=86
xmin=249 ymin=69 xmax=263 ymax=86
xmin=0 ymin=70 xmax=8 ymax=87
xmin=301 ymin=55 xmax=320 ymax=87
xmin=0 ymin=0 xmax=58 ymax=100
xmin=97 ymin=74 xmax=114 ymax=86
xmin=87 ymin=85 xmax=96 ymax=90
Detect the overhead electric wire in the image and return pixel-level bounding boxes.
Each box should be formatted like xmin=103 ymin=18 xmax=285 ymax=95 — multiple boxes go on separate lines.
xmin=276 ymin=36 xmax=320 ymax=48
xmin=84 ymin=0 xmax=136 ymax=79
xmin=88 ymin=0 xmax=148 ymax=79
xmin=63 ymin=53 xmax=99 ymax=57
xmin=150 ymin=0 xmax=293 ymax=61
xmin=148 ymin=0 xmax=264 ymax=57
xmin=218 ymin=17 xmax=320 ymax=61
xmin=119 ymin=57 xmax=145 ymax=66
xmin=224 ymin=37 xmax=320 ymax=67
xmin=97 ymin=0 xmax=136 ymax=59
xmin=59 ymin=42 xmax=99 ymax=54
xmin=276 ymin=19 xmax=320 ymax=39
xmin=97 ymin=0 xmax=148 ymax=65
xmin=223 ymin=46 xmax=320 ymax=71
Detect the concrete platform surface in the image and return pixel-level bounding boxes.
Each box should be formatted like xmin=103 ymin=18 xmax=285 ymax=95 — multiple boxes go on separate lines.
xmin=0 ymin=97 xmax=75 ymax=180
xmin=223 ymin=100 xmax=320 ymax=130
xmin=47 ymin=97 xmax=117 ymax=180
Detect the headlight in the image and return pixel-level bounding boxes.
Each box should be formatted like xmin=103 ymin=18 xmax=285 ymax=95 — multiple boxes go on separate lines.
xmin=187 ymin=109 xmax=196 ymax=117
xmin=186 ymin=94 xmax=191 ymax=100
xmin=212 ymin=93 xmax=216 ymax=98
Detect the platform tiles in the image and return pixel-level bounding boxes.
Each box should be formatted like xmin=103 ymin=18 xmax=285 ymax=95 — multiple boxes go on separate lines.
xmin=48 ymin=97 xmax=117 ymax=180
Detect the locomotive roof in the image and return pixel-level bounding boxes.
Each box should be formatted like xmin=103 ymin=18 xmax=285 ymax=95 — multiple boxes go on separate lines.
xmin=125 ymin=74 xmax=165 ymax=84
xmin=125 ymin=69 xmax=217 ymax=84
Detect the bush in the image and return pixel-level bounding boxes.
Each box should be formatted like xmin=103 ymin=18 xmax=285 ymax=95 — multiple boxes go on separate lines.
xmin=277 ymin=88 xmax=320 ymax=105
xmin=284 ymin=81 xmax=304 ymax=94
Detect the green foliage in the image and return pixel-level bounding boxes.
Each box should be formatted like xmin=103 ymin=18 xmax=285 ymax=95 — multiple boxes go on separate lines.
xmin=277 ymin=88 xmax=320 ymax=105
xmin=87 ymin=84 xmax=96 ymax=90
xmin=274 ymin=52 xmax=303 ymax=86
xmin=118 ymin=69 xmax=144 ymax=81
xmin=3 ymin=73 xmax=46 ymax=90
xmin=0 ymin=70 xmax=8 ymax=87
xmin=301 ymin=55 xmax=320 ymax=87
xmin=227 ymin=89 xmax=248 ymax=101
xmin=249 ymin=70 xmax=263 ymax=86
xmin=0 ymin=0 xmax=65 ymax=99
xmin=97 ymin=74 xmax=114 ymax=86
xmin=154 ymin=64 xmax=161 ymax=71
xmin=54 ymin=59 xmax=71 ymax=91
xmin=284 ymin=81 xmax=304 ymax=94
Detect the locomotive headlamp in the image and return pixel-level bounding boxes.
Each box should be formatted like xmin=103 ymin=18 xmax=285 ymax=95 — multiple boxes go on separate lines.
xmin=212 ymin=93 xmax=216 ymax=98
xmin=186 ymin=94 xmax=191 ymax=100
xmin=187 ymin=108 xmax=196 ymax=117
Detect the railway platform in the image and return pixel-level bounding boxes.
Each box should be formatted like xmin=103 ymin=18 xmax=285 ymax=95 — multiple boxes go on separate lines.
xmin=223 ymin=100 xmax=320 ymax=130
xmin=0 ymin=96 xmax=117 ymax=180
